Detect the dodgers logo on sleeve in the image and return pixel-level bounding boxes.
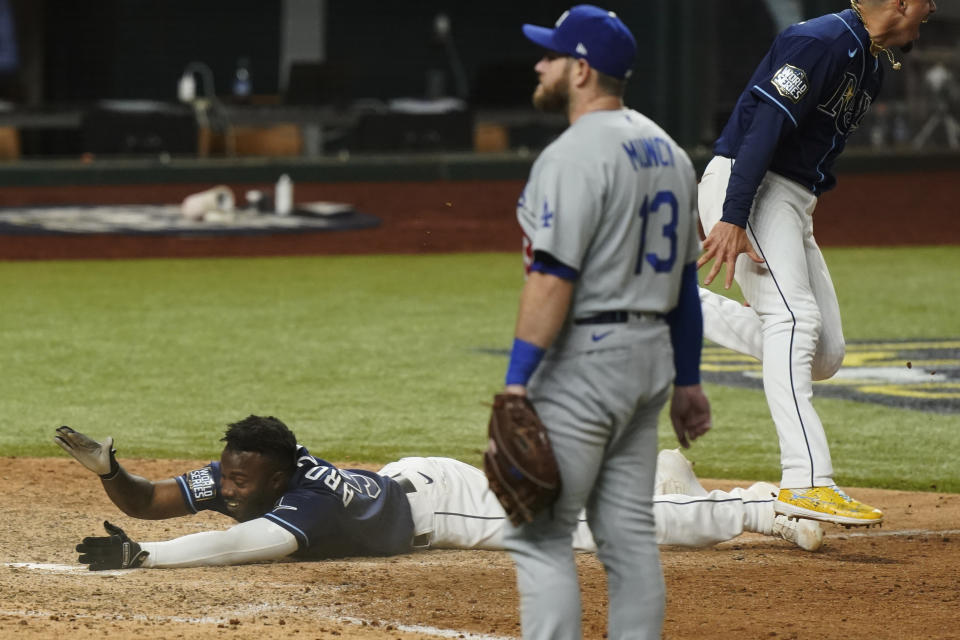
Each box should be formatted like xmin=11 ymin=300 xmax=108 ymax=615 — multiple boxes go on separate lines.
xmin=771 ymin=64 xmax=809 ymax=103
xmin=187 ymin=468 xmax=216 ymax=502
xmin=540 ymin=201 xmax=554 ymax=229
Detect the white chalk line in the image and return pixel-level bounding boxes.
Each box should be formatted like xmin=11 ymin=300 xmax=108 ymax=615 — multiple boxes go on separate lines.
xmin=7 ymin=526 xmax=952 ymax=571
xmin=339 ymin=616 xmax=514 ymax=640
xmin=4 ymin=562 xmax=126 ymax=575
xmin=5 ymin=528 xmax=955 ymax=577
xmin=725 ymin=527 xmax=958 ymax=546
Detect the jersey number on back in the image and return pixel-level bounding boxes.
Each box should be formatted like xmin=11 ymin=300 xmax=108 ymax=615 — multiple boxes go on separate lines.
xmin=299 ymin=456 xmax=383 ymax=508
xmin=635 ymin=190 xmax=678 ymax=274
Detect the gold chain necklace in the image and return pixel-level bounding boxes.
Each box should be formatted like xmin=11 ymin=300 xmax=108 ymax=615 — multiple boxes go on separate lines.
xmin=850 ymin=0 xmax=902 ymax=70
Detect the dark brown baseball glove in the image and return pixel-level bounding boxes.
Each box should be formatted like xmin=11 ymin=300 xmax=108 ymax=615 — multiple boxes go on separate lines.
xmin=483 ymin=393 xmax=562 ymax=526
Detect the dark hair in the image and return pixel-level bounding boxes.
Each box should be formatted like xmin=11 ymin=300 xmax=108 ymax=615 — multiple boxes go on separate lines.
xmin=221 ymin=415 xmax=297 ymax=472
xmin=596 ymin=69 xmax=627 ymax=98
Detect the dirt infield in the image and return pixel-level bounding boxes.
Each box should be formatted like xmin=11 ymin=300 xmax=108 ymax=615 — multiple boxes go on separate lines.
xmin=1 ymin=457 xmax=958 ymax=640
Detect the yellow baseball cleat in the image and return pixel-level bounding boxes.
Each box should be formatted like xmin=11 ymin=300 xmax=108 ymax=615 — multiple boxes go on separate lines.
xmin=774 ymin=485 xmax=883 ymax=527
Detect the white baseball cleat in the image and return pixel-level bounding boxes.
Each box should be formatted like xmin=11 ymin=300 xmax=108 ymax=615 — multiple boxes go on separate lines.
xmin=772 ymin=514 xmax=824 ymax=552
xmin=654 ymin=448 xmax=708 ymax=497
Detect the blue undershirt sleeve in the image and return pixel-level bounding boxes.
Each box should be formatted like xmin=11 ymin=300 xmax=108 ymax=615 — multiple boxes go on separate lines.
xmin=721 ymin=100 xmax=791 ymax=228
xmin=665 ymin=262 xmax=703 ymax=386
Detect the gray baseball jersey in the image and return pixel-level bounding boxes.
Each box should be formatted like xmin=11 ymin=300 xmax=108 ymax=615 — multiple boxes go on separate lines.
xmin=517 ymin=108 xmax=700 ymax=316
xmin=507 ymin=107 xmax=703 ymax=639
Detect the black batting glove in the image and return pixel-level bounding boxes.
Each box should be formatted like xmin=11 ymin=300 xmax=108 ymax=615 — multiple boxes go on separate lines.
xmin=76 ymin=521 xmax=149 ymax=571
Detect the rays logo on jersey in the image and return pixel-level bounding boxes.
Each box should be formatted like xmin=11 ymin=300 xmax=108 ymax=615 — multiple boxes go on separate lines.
xmin=771 ymin=63 xmax=809 ymax=103
xmin=818 ymin=71 xmax=872 ymax=135
xmin=187 ymin=468 xmax=216 ymax=502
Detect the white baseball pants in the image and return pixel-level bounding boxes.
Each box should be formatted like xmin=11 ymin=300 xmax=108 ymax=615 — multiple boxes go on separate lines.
xmin=379 ymin=456 xmax=776 ymax=551
xmin=698 ymin=155 xmax=846 ymax=488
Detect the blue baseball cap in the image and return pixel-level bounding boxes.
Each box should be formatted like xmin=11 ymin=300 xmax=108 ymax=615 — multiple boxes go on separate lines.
xmin=522 ymin=5 xmax=637 ymax=80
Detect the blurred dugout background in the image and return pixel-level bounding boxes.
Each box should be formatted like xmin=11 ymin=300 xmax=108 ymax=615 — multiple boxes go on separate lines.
xmin=1 ymin=0 xmax=959 ymax=162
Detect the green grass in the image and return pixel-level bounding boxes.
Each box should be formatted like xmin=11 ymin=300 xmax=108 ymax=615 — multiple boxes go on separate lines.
xmin=691 ymin=246 xmax=960 ymax=490
xmin=3 ymin=247 xmax=958 ymax=492
xmin=0 ymin=254 xmax=518 ymax=462
xmin=701 ymin=246 xmax=960 ymax=338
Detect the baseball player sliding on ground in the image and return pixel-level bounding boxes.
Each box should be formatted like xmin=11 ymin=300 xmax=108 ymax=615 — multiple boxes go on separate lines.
xmin=54 ymin=416 xmax=822 ymax=570
xmin=697 ymin=0 xmax=936 ymax=527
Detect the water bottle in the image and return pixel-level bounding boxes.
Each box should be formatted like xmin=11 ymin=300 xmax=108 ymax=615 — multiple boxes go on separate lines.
xmin=275 ymin=174 xmax=293 ymax=216
xmin=178 ymin=72 xmax=196 ymax=103
xmin=233 ymin=57 xmax=252 ymax=103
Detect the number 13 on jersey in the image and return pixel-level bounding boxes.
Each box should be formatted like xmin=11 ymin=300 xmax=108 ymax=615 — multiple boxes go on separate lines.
xmin=635 ymin=190 xmax=678 ymax=274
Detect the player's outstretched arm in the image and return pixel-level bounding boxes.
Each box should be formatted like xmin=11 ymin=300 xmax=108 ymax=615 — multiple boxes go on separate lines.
xmin=77 ymin=518 xmax=298 ymax=569
xmin=697 ymin=221 xmax=763 ymax=289
xmin=76 ymin=520 xmax=150 ymax=570
xmin=669 ymin=384 xmax=711 ymax=448
xmin=55 ymin=426 xmax=190 ymax=520
xmin=54 ymin=425 xmax=117 ymax=476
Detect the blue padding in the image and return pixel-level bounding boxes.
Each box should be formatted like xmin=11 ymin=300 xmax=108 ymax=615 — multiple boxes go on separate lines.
xmin=665 ymin=262 xmax=703 ymax=385
xmin=505 ymin=338 xmax=546 ymax=386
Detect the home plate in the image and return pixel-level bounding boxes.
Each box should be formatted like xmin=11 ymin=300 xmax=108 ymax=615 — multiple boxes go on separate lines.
xmin=3 ymin=562 xmax=128 ymax=576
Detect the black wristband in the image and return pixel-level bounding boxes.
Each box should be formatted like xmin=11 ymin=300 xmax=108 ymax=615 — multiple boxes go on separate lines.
xmin=99 ymin=449 xmax=120 ymax=480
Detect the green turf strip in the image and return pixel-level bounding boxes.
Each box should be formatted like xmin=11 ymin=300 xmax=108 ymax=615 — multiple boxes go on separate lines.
xmin=2 ymin=247 xmax=957 ymax=492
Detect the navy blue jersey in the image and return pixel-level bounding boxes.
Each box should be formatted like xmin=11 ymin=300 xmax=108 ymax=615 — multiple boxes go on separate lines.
xmin=176 ymin=445 xmax=414 ymax=559
xmin=715 ymin=9 xmax=882 ymax=195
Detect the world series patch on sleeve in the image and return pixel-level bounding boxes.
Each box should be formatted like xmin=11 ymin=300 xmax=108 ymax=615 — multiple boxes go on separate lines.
xmin=187 ymin=468 xmax=216 ymax=502
xmin=771 ymin=63 xmax=809 ymax=102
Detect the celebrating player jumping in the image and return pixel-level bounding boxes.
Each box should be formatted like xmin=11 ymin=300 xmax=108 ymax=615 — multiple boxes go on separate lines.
xmin=697 ymin=0 xmax=936 ymax=527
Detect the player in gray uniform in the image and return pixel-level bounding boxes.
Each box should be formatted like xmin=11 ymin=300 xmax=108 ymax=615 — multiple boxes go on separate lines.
xmin=501 ymin=6 xmax=709 ymax=639
xmin=56 ymin=422 xmax=821 ymax=572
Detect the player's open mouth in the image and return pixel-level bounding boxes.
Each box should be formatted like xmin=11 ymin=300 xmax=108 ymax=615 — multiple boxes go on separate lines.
xmin=226 ymin=500 xmax=240 ymax=510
